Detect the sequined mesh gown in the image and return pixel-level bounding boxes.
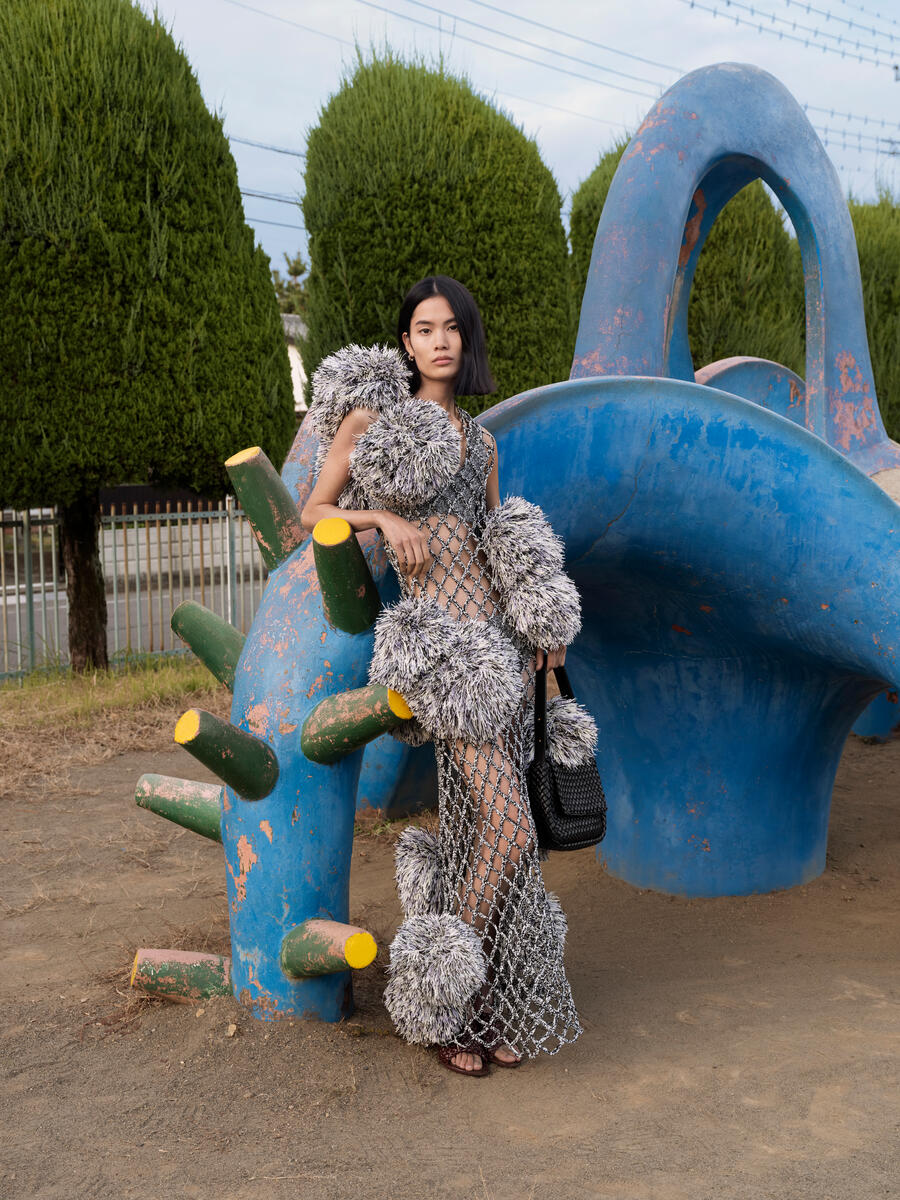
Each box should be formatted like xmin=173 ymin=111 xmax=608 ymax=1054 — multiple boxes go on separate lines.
xmin=378 ymin=409 xmax=582 ymax=1057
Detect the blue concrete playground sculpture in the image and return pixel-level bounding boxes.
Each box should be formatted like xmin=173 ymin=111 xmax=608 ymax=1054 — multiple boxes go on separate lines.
xmin=131 ymin=62 xmax=900 ymax=1022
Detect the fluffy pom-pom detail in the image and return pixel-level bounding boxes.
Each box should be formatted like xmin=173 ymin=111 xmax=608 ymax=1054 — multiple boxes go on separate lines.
xmin=412 ymin=618 xmax=523 ymax=743
xmin=395 ymin=827 xmax=443 ymax=916
xmin=481 ymin=497 xmax=565 ymax=593
xmin=369 ymin=600 xmax=524 ymax=743
xmin=546 ymin=696 xmax=598 ymax=768
xmin=390 ymin=718 xmax=432 ymax=747
xmin=544 ymin=891 xmax=568 ymax=950
xmin=501 ymin=570 xmax=582 ymax=651
xmin=384 ymin=913 xmax=487 ymax=1045
xmin=307 ymin=344 xmax=410 ymax=445
xmin=368 ymin=596 xmax=453 ymax=696
xmin=350 ymin=397 xmax=461 ymax=513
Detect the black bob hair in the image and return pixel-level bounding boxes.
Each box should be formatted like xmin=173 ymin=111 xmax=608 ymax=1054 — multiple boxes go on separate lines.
xmin=397 ymin=275 xmax=496 ymax=397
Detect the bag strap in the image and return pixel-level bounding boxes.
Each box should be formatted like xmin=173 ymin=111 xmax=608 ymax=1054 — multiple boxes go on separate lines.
xmin=533 ymin=663 xmax=547 ymax=763
xmin=552 ymin=664 xmax=575 ymax=701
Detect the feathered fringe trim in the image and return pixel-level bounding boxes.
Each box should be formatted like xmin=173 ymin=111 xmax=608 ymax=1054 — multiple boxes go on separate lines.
xmin=307 ymin=344 xmax=410 ymax=448
xmin=480 ymin=495 xmax=581 ymax=650
xmin=481 ymin=497 xmax=564 ymax=592
xmin=544 ymin=891 xmax=568 ymax=951
xmin=368 ymin=597 xmax=524 ymax=742
xmin=525 ymin=695 xmax=598 ymax=768
xmin=349 ymin=397 xmax=461 ymax=513
xmin=395 ymin=827 xmax=443 ymax=916
xmin=502 ymin=570 xmax=582 ymax=651
xmin=384 ymin=913 xmax=487 ymax=1045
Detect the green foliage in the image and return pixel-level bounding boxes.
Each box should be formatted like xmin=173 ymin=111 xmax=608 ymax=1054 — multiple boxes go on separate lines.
xmin=302 ymin=51 xmax=571 ymax=412
xmin=0 ymin=0 xmax=294 ymax=509
xmin=849 ymin=190 xmax=900 ymax=440
xmin=273 ymin=251 xmax=309 ymax=316
xmin=570 ymin=142 xmax=805 ymax=376
xmin=687 ymin=183 xmax=805 ymax=375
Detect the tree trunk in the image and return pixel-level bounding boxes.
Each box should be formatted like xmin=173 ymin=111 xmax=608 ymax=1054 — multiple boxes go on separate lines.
xmin=60 ymin=492 xmax=108 ymax=672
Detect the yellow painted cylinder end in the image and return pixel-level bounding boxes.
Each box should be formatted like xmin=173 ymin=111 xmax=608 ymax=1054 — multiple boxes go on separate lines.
xmin=344 ymin=931 xmax=377 ymax=970
xmin=130 ymin=950 xmax=141 ymax=989
xmin=225 ymin=446 xmax=262 ymax=468
xmin=387 ymin=689 xmax=413 ymax=720
xmin=313 ymin=516 xmax=352 ymax=547
xmin=174 ymin=709 xmax=201 ymax=745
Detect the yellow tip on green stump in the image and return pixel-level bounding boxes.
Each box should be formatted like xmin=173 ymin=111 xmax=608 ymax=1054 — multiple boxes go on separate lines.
xmin=343 ymin=931 xmax=377 ymax=970
xmin=313 ymin=517 xmax=352 ymax=547
xmin=174 ymin=709 xmax=201 ymax=744
xmin=224 ymin=446 xmax=262 ymax=468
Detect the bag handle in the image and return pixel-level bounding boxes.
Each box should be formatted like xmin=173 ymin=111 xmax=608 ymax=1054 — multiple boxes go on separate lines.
xmin=533 ymin=663 xmax=576 ymax=762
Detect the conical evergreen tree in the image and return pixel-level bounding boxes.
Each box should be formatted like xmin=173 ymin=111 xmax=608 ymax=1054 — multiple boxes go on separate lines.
xmin=849 ymin=190 xmax=900 ymax=440
xmin=0 ymin=0 xmax=294 ymax=670
xmin=302 ymin=52 xmax=571 ymax=413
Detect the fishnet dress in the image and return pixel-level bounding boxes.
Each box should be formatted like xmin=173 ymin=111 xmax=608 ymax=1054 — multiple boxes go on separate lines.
xmin=379 ymin=409 xmax=582 ymax=1058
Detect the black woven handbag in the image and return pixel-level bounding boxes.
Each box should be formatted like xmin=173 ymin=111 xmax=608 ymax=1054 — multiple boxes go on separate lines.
xmin=527 ymin=664 xmax=607 ymax=851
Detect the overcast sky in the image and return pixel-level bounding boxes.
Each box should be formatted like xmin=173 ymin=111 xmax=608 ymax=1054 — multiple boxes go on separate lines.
xmin=145 ymin=0 xmax=900 ymax=273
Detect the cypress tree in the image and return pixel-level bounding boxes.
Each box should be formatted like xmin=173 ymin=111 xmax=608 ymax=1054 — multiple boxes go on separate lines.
xmin=849 ymin=191 xmax=900 ymax=440
xmin=0 ymin=0 xmax=294 ymax=671
xmin=570 ymin=144 xmax=805 ymax=376
xmin=302 ymin=52 xmax=571 ymax=412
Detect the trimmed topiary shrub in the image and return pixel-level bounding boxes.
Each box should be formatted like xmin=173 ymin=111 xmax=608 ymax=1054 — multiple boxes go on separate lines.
xmin=302 ymin=52 xmax=572 ymax=413
xmin=849 ymin=190 xmax=900 ymax=441
xmin=570 ymin=144 xmax=805 ymax=377
xmin=0 ymin=0 xmax=294 ymax=669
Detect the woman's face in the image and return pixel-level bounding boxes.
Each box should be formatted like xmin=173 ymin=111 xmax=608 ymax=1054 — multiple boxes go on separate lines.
xmin=402 ymin=294 xmax=463 ymax=391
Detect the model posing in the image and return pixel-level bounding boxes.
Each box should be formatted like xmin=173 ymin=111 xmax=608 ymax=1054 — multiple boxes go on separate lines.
xmin=302 ymin=276 xmax=591 ymax=1076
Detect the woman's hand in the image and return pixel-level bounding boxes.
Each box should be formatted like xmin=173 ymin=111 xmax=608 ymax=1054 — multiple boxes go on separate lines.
xmin=535 ymin=646 xmax=566 ymax=671
xmin=378 ymin=512 xmax=433 ymax=580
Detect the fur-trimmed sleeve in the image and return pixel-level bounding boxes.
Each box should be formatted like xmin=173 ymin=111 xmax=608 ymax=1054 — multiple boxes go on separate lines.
xmin=481 ymin=497 xmax=581 ymax=650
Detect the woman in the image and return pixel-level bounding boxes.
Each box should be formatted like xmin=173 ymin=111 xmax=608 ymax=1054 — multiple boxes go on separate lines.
xmin=302 ymin=276 xmax=589 ymax=1075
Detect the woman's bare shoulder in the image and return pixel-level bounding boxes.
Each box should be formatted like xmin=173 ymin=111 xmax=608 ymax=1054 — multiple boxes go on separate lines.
xmin=335 ymin=407 xmax=380 ymax=438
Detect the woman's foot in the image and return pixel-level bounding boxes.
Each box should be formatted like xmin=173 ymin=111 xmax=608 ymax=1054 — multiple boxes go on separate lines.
xmin=437 ymin=1044 xmax=489 ymax=1076
xmin=484 ymin=1043 xmax=521 ymax=1067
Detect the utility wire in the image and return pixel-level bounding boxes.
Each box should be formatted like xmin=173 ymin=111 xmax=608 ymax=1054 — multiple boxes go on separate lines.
xmin=220 ymin=0 xmax=354 ymax=47
xmin=800 ymin=0 xmax=900 ymax=36
xmin=247 ymin=215 xmax=306 ymax=231
xmin=722 ymin=0 xmax=893 ymax=53
xmin=803 ymin=103 xmax=900 ymax=131
xmin=240 ymin=188 xmax=300 ymax=206
xmin=461 ymin=0 xmax=683 ymax=74
xmin=493 ymin=88 xmax=633 ymax=131
xmin=392 ymin=0 xmax=668 ymax=89
xmin=680 ymin=0 xmax=891 ymax=66
xmin=352 ymin=0 xmax=661 ymax=100
xmin=779 ymin=0 xmax=897 ymax=44
xmin=228 ymin=133 xmax=306 ymax=158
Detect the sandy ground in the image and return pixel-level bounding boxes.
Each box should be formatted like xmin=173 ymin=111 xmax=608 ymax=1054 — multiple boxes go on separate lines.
xmin=2 ymin=712 xmax=899 ymax=1200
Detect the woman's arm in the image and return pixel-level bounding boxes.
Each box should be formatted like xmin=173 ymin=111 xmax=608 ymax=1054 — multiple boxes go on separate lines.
xmin=486 ymin=435 xmax=565 ymax=670
xmin=301 ymin=409 xmax=433 ymax=579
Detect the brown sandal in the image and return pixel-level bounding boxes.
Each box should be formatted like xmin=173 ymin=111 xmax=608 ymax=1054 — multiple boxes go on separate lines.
xmin=437 ymin=1043 xmax=490 ymax=1077
xmin=480 ymin=1043 xmax=523 ymax=1069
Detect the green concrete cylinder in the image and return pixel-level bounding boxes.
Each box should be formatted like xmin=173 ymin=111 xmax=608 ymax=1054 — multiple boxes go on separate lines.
xmin=301 ymin=684 xmax=412 ymax=765
xmin=225 ymin=446 xmax=306 ymax=570
xmin=281 ymin=919 xmax=377 ymax=979
xmin=174 ymin=708 xmax=279 ymax=801
xmin=171 ymin=601 xmax=245 ymax=691
xmin=131 ymin=949 xmax=232 ymax=1003
xmin=312 ymin=518 xmax=381 ymax=634
xmin=134 ymin=773 xmax=223 ymax=841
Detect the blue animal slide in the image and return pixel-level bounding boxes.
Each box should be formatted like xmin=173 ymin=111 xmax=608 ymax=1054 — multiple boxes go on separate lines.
xmin=281 ymin=63 xmax=899 ymax=899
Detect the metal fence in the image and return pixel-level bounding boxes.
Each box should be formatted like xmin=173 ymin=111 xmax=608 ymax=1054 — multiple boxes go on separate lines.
xmin=1 ymin=500 xmax=269 ymax=680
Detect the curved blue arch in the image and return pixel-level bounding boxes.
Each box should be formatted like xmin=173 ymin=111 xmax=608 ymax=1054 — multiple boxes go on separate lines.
xmin=573 ymin=63 xmax=900 ymax=476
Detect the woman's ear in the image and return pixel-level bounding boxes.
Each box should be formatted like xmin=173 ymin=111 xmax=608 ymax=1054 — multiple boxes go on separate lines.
xmin=401 ymin=331 xmax=414 ymax=360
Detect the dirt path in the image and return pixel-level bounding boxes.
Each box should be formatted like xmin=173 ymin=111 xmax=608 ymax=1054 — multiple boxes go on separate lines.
xmin=2 ymin=721 xmax=899 ymax=1200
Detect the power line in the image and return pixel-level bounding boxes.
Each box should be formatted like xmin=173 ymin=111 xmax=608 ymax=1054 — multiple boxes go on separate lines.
xmin=352 ymin=0 xmax=661 ymax=100
xmin=819 ymin=0 xmax=900 ymax=34
xmin=462 ymin=0 xmax=684 ymax=74
xmin=803 ymin=103 xmax=900 ymax=131
xmin=779 ymin=0 xmax=897 ymax=44
xmin=493 ymin=88 xmax=632 ymax=131
xmin=240 ymin=188 xmax=300 ymax=206
xmin=680 ymin=0 xmax=892 ymax=67
xmin=220 ymin=0 xmax=354 ymax=47
xmin=246 ymin=215 xmax=306 ymax=232
xmin=393 ymin=0 xmax=668 ymax=89
xmin=228 ymin=133 xmax=306 ymax=158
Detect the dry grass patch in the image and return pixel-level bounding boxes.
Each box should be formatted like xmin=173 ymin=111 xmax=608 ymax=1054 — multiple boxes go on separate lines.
xmin=0 ymin=656 xmax=230 ymax=798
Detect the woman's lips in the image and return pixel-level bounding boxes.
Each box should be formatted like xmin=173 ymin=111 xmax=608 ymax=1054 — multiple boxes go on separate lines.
xmin=433 ymin=357 xmax=452 ymax=365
